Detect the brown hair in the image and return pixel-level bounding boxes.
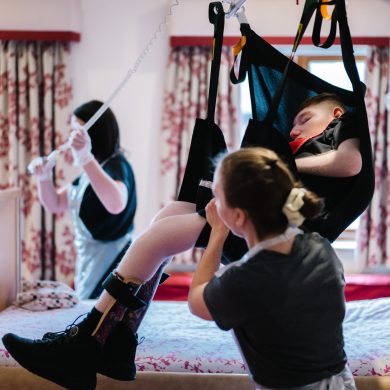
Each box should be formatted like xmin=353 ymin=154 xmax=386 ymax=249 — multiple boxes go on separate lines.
xmin=217 ymin=148 xmax=323 ymax=239
xmin=297 ymin=93 xmax=347 ymax=114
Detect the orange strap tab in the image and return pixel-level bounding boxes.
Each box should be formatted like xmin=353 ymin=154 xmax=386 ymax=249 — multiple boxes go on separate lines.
xmin=321 ymin=0 xmax=333 ymax=21
xmin=232 ymin=36 xmax=247 ymax=57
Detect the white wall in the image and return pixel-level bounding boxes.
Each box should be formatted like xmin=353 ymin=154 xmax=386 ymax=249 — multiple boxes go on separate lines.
xmin=171 ymin=0 xmax=390 ymax=37
xmin=0 ymin=0 xmax=81 ymax=31
xmin=71 ymin=0 xmax=171 ymax=234
xmin=1 ymin=0 xmax=390 ymax=234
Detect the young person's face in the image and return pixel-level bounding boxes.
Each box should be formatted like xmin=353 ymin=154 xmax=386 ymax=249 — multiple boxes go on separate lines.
xmin=290 ymin=103 xmax=341 ymax=140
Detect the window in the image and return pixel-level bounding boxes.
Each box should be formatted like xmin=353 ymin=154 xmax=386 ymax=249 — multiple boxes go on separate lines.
xmin=297 ymin=55 xmax=366 ymax=91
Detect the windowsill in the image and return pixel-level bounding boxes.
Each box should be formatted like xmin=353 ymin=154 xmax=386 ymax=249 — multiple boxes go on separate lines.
xmin=332 ymin=244 xmax=364 ymax=274
xmin=332 ymin=240 xmax=357 ymax=250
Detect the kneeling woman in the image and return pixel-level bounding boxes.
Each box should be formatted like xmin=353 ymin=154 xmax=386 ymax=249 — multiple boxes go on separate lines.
xmin=188 ymin=147 xmax=356 ymax=390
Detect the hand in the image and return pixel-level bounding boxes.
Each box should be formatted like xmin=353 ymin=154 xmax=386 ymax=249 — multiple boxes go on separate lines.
xmin=69 ymin=128 xmax=94 ymax=167
xmin=205 ymin=199 xmax=230 ymax=240
xmin=28 ymin=156 xmax=56 ymax=182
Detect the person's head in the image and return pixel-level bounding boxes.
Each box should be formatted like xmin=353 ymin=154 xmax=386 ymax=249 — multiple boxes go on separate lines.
xmin=72 ymin=100 xmax=120 ymax=162
xmin=213 ymin=147 xmax=323 ymax=240
xmin=290 ymin=93 xmax=347 ymax=140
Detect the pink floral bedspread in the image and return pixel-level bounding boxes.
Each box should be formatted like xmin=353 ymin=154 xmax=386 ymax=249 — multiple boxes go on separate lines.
xmin=0 ymin=298 xmax=389 ymax=376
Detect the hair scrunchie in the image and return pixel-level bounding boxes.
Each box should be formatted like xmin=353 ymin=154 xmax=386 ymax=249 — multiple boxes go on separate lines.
xmin=282 ymin=188 xmax=306 ymax=226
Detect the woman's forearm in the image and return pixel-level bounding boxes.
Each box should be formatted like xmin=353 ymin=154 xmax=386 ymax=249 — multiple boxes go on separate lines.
xmin=188 ymin=230 xmax=226 ymax=320
xmin=82 ymin=159 xmax=128 ymax=214
xmin=191 ymin=230 xmax=225 ymax=288
xmin=37 ymin=180 xmax=69 ymax=214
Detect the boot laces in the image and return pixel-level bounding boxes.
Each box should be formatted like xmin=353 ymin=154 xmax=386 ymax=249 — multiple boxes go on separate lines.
xmin=43 ymin=313 xmax=88 ymax=344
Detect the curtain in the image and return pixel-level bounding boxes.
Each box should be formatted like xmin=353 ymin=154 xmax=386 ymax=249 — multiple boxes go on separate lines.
xmin=159 ymin=46 xmax=239 ymax=266
xmin=0 ymin=41 xmax=76 ymax=284
xmin=358 ymin=46 xmax=390 ymax=269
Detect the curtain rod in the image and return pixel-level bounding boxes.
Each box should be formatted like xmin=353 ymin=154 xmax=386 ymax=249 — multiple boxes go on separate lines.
xmin=0 ymin=30 xmax=80 ymax=42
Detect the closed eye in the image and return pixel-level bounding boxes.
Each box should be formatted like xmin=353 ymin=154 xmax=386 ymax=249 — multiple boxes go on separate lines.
xmin=300 ymin=115 xmax=311 ymax=125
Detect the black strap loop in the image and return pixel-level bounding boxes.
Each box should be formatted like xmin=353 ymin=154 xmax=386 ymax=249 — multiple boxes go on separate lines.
xmin=337 ymin=0 xmax=365 ymax=99
xmin=207 ymin=2 xmax=225 ymax=123
xmin=292 ymin=0 xmax=317 ymax=51
xmin=230 ymin=23 xmax=251 ymax=84
xmin=312 ymin=1 xmax=338 ymax=48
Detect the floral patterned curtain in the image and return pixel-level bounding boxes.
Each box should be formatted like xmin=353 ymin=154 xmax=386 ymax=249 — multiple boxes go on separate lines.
xmin=159 ymin=45 xmax=239 ymax=266
xmin=0 ymin=41 xmax=76 ymax=284
xmin=358 ymin=46 xmax=390 ymax=269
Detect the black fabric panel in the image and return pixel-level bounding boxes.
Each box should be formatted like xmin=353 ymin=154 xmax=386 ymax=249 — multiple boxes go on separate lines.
xmin=78 ymin=153 xmax=137 ymax=241
xmin=178 ymin=118 xmax=227 ymax=203
xmin=240 ymin=119 xmax=297 ymax=175
xmin=178 ymin=3 xmax=227 ymax=204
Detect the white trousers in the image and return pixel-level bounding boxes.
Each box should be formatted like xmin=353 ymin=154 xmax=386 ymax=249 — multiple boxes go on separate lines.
xmin=256 ymin=365 xmax=356 ymax=390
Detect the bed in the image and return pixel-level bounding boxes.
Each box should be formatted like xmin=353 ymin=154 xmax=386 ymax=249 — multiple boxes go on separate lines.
xmin=0 ymin=297 xmax=390 ymax=390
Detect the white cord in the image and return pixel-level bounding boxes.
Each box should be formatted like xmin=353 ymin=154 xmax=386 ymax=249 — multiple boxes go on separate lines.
xmin=224 ymin=0 xmax=247 ymax=18
xmin=28 ymin=0 xmax=180 ymax=174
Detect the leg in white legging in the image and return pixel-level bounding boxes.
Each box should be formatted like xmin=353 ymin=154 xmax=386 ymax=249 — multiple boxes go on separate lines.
xmin=96 ymin=201 xmax=206 ymax=312
xmin=151 ymin=201 xmax=196 ymax=223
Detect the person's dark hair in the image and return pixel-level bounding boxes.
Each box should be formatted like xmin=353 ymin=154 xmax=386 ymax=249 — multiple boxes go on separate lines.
xmin=73 ymin=100 xmax=120 ymax=162
xmin=218 ymin=147 xmax=323 ymax=239
xmin=297 ymin=92 xmax=347 ymax=114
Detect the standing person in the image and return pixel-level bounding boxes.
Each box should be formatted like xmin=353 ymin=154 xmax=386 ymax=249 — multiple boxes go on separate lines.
xmin=188 ymin=147 xmax=356 ymax=390
xmin=30 ymin=100 xmax=137 ymax=299
xmin=2 ymin=94 xmax=359 ymax=389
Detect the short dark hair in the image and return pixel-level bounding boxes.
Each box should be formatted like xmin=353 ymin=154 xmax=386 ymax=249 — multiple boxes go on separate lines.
xmin=73 ymin=100 xmax=120 ymax=162
xmin=218 ymin=148 xmax=323 ymax=238
xmin=298 ymin=93 xmax=347 ymax=114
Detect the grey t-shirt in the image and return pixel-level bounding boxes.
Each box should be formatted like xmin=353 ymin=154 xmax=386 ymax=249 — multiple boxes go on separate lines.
xmin=204 ymin=232 xmax=347 ymax=388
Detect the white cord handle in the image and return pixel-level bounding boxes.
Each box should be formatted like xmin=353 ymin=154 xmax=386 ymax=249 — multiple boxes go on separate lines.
xmin=225 ymin=0 xmax=247 ymax=18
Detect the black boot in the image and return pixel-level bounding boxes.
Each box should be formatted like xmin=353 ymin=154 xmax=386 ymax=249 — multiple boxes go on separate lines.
xmin=98 ymin=321 xmax=138 ymax=380
xmin=2 ymin=324 xmax=101 ymax=390
xmin=98 ymin=267 xmax=169 ymax=380
xmin=42 ymin=316 xmax=139 ymax=381
xmin=5 ymin=269 xmax=169 ymax=386
xmin=94 ymin=268 xmax=169 ymax=381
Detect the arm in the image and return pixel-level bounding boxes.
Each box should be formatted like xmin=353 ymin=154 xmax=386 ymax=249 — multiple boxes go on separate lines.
xmin=30 ymin=157 xmax=69 ymax=214
xmin=82 ymin=159 xmax=128 ymax=215
xmin=71 ymin=129 xmax=128 ymax=215
xmin=188 ymin=199 xmax=229 ymax=321
xmin=295 ymin=138 xmax=362 ymax=177
xmin=37 ymin=179 xmax=69 ymax=214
